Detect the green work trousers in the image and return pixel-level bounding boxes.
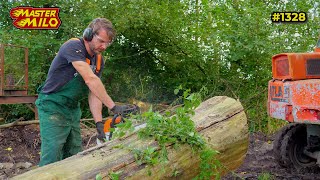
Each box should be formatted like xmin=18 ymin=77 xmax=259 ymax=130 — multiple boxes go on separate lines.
xmin=36 ymin=75 xmax=89 ymax=166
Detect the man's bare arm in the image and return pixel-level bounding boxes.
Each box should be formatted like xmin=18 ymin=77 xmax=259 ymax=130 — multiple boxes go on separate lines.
xmin=88 ymin=91 xmax=103 ymax=123
xmin=72 ymin=61 xmax=115 ymax=109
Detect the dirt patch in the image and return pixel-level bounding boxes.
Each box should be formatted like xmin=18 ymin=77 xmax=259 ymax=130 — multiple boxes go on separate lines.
xmin=1 ymin=125 xmax=320 ymax=179
xmin=222 ymin=132 xmax=320 ymax=180
xmin=0 ymin=123 xmax=97 ymax=179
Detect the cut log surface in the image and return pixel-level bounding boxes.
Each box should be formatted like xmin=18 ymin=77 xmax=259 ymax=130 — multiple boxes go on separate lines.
xmin=12 ymin=96 xmax=248 ymax=180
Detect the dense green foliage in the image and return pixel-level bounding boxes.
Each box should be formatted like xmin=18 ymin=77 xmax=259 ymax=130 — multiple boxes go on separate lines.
xmin=0 ymin=0 xmax=319 ymax=133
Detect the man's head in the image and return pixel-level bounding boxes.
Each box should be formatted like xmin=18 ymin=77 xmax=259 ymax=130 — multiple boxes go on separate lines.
xmin=83 ymin=18 xmax=116 ymax=54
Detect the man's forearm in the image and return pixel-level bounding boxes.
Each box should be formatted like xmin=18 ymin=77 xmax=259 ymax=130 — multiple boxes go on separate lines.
xmin=88 ymin=91 xmax=103 ymax=123
xmin=71 ymin=61 xmax=115 ymax=109
xmin=85 ymin=76 xmax=115 ymax=109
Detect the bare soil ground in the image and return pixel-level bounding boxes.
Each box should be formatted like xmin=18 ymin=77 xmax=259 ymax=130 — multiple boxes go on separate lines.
xmin=0 ymin=125 xmax=320 ymax=179
xmin=0 ymin=124 xmax=97 ymax=179
xmin=223 ymin=132 xmax=320 ymax=180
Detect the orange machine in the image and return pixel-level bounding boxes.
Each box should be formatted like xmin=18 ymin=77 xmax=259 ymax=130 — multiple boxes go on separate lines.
xmin=268 ymin=52 xmax=320 ymax=123
xmin=269 ymin=40 xmax=320 ymax=172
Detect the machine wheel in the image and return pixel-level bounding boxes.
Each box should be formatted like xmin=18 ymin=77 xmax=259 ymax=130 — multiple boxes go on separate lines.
xmin=273 ymin=123 xmax=299 ymax=166
xmin=280 ymin=124 xmax=318 ymax=172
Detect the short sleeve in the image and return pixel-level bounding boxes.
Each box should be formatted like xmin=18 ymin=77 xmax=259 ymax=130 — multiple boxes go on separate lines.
xmin=59 ymin=39 xmax=87 ymax=63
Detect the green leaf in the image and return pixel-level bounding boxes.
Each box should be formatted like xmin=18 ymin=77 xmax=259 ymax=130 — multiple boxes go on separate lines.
xmin=174 ymin=88 xmax=179 ymax=95
xmin=189 ymin=132 xmax=194 ymax=137
xmin=95 ymin=173 xmax=102 ymax=180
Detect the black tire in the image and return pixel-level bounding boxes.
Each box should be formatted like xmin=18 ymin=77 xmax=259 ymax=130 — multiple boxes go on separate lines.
xmin=280 ymin=124 xmax=318 ymax=172
xmin=273 ymin=123 xmax=299 ymax=166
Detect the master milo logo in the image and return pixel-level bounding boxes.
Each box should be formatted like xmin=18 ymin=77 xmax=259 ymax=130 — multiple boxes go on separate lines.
xmin=10 ymin=7 xmax=61 ymax=29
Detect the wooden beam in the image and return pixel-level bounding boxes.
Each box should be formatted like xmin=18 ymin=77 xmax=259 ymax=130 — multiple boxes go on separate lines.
xmin=0 ymin=95 xmax=37 ymax=104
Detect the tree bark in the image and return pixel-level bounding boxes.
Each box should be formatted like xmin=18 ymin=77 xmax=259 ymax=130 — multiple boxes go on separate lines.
xmin=12 ymin=96 xmax=248 ymax=180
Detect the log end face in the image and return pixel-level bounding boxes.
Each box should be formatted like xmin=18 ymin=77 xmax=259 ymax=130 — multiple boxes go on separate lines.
xmin=194 ymin=96 xmax=249 ymax=175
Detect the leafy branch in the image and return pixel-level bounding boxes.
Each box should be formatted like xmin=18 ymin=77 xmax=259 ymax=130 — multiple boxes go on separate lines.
xmin=112 ymin=89 xmax=221 ymax=179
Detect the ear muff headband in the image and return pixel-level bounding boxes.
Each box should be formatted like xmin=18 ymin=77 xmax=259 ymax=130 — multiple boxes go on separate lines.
xmin=83 ymin=28 xmax=94 ymax=41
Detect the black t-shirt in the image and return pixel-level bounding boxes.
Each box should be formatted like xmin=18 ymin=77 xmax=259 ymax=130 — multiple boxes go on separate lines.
xmin=41 ymin=38 xmax=104 ymax=94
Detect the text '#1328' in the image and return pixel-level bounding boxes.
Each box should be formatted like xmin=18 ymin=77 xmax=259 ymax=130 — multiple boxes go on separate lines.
xmin=271 ymin=12 xmax=307 ymax=23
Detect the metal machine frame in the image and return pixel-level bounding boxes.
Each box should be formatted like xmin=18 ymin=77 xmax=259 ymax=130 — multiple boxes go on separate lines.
xmin=0 ymin=44 xmax=38 ymax=119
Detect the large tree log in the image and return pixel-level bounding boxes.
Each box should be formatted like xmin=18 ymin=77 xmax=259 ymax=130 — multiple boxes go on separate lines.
xmin=12 ymin=96 xmax=248 ymax=179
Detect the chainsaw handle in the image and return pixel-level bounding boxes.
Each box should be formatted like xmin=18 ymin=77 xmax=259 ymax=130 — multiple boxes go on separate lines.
xmin=109 ymin=114 xmax=123 ymax=140
xmin=110 ymin=114 xmax=120 ymax=129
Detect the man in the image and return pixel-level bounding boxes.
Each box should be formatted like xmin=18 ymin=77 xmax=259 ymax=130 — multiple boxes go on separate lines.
xmin=35 ymin=18 xmax=130 ymax=166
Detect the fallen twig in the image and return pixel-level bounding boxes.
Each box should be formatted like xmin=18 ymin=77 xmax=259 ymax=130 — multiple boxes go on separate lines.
xmin=85 ymin=133 xmax=96 ymax=149
xmin=0 ymin=118 xmax=109 ymax=129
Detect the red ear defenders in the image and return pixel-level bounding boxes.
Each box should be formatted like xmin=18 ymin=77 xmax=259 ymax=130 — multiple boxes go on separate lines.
xmin=83 ymin=28 xmax=94 ymax=41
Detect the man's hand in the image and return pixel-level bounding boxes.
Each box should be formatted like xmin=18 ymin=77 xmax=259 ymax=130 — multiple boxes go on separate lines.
xmin=96 ymin=121 xmax=106 ymax=141
xmin=110 ymin=105 xmax=128 ymax=114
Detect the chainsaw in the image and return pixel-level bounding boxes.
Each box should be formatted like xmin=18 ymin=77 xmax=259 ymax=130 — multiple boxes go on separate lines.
xmin=96 ymin=104 xmax=142 ymax=145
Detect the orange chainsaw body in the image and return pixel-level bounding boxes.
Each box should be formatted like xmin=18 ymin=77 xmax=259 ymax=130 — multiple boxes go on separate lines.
xmin=103 ymin=116 xmax=122 ymax=133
